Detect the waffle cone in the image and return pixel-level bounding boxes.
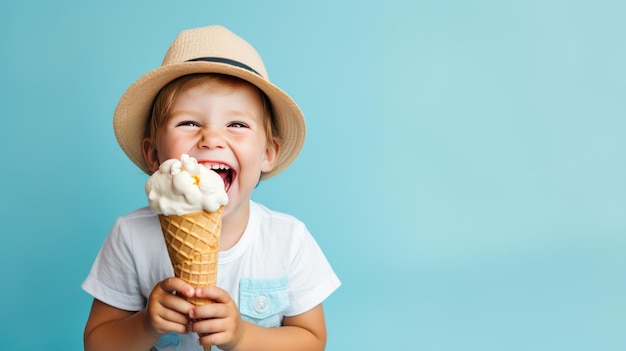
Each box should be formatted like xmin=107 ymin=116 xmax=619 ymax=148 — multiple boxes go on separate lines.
xmin=158 ymin=208 xmax=222 ymax=306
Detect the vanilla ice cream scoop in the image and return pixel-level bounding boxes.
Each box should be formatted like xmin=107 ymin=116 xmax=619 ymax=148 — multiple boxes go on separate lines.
xmin=145 ymin=154 xmax=229 ymax=215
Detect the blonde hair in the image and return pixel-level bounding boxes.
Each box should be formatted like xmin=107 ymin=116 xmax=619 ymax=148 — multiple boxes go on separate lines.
xmin=145 ymin=73 xmax=281 ymax=149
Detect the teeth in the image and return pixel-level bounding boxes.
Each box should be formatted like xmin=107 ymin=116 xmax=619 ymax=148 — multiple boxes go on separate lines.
xmin=201 ymin=163 xmax=232 ymax=192
xmin=205 ymin=163 xmax=230 ymax=170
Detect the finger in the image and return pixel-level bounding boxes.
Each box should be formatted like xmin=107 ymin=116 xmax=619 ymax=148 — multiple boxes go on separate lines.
xmin=154 ymin=286 xmax=195 ymax=313
xmin=160 ymin=277 xmax=195 ymax=298
xmin=150 ymin=287 xmax=195 ymax=324
xmin=194 ymin=318 xmax=231 ymax=344
xmin=146 ymin=301 xmax=191 ymax=335
xmin=159 ymin=305 xmax=193 ymax=326
xmin=195 ymin=286 xmax=231 ymax=303
xmin=189 ymin=301 xmax=230 ymax=320
xmin=154 ymin=315 xmax=190 ymax=335
xmin=197 ymin=325 xmax=238 ymax=351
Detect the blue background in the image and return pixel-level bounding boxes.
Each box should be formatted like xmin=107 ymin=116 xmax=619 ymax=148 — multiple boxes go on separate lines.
xmin=1 ymin=1 xmax=625 ymax=350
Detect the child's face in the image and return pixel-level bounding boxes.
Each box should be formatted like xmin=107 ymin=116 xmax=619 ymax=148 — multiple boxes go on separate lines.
xmin=143 ymin=81 xmax=278 ymax=217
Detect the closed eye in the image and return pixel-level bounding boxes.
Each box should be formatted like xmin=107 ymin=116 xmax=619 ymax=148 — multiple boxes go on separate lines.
xmin=228 ymin=121 xmax=249 ymax=128
xmin=176 ymin=120 xmax=201 ymax=127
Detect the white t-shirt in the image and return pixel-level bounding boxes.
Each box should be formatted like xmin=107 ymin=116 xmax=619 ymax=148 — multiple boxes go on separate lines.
xmin=82 ymin=201 xmax=341 ymax=351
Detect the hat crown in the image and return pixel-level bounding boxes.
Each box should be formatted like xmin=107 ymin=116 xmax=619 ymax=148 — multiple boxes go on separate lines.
xmin=162 ymin=25 xmax=268 ymax=79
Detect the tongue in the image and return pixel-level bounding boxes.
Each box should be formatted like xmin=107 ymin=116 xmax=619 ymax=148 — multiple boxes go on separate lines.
xmin=215 ymin=170 xmax=231 ymax=189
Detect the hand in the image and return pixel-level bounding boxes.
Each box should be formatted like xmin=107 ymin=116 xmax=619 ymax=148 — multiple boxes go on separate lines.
xmin=144 ymin=277 xmax=196 ymax=336
xmin=189 ymin=286 xmax=245 ymax=350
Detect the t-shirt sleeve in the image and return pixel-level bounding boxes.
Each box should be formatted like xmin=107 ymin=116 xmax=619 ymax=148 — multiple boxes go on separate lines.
xmin=81 ymin=217 xmax=147 ymax=311
xmin=285 ymin=223 xmax=341 ymax=316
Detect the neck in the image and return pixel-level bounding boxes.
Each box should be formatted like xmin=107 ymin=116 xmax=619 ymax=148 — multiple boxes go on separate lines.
xmin=219 ymin=201 xmax=250 ymax=251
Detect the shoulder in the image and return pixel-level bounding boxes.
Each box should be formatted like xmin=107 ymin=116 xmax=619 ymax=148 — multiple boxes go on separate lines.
xmin=113 ymin=207 xmax=157 ymax=229
xmin=249 ymin=201 xmax=323 ymax=256
xmin=107 ymin=207 xmax=160 ymax=246
xmin=251 ymin=201 xmax=308 ymax=237
xmin=252 ymin=201 xmax=306 ymax=227
xmin=116 ymin=206 xmax=157 ymax=223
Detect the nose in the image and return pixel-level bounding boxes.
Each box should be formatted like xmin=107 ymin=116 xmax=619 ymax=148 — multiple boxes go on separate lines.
xmin=198 ymin=126 xmax=224 ymax=149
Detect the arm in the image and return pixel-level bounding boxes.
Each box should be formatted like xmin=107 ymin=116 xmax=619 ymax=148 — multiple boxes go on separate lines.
xmin=190 ymin=287 xmax=327 ymax=351
xmin=84 ymin=277 xmax=196 ymax=351
xmin=84 ymin=299 xmax=158 ymax=351
xmin=235 ymin=305 xmax=326 ymax=351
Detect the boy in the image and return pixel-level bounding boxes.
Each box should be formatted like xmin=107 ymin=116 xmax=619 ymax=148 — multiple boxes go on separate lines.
xmin=82 ymin=25 xmax=340 ymax=351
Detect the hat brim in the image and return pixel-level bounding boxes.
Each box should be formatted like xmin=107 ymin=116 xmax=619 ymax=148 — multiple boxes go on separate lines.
xmin=113 ymin=61 xmax=305 ymax=180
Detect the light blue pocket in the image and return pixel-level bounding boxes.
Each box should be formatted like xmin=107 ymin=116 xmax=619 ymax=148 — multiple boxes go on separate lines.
xmin=239 ymin=277 xmax=289 ymax=327
xmin=153 ymin=332 xmax=181 ymax=350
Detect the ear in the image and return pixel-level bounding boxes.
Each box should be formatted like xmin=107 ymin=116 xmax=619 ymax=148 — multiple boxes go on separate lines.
xmin=260 ymin=139 xmax=280 ymax=173
xmin=141 ymin=137 xmax=161 ymax=172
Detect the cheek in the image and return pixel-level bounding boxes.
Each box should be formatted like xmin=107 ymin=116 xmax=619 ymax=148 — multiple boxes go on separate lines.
xmin=155 ymin=132 xmax=186 ymax=162
xmin=234 ymin=141 xmax=266 ymax=174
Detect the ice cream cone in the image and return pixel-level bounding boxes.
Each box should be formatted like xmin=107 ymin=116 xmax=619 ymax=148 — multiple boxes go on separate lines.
xmin=158 ymin=208 xmax=222 ymax=306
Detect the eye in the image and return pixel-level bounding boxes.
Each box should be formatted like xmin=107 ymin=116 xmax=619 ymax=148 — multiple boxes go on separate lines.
xmin=176 ymin=120 xmax=201 ymax=127
xmin=228 ymin=121 xmax=249 ymax=128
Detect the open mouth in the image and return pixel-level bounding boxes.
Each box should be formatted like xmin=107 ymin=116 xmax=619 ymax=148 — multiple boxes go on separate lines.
xmin=204 ymin=163 xmax=233 ymax=193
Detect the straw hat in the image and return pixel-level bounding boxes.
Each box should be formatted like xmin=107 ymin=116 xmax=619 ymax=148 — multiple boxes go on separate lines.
xmin=113 ymin=25 xmax=306 ymax=179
